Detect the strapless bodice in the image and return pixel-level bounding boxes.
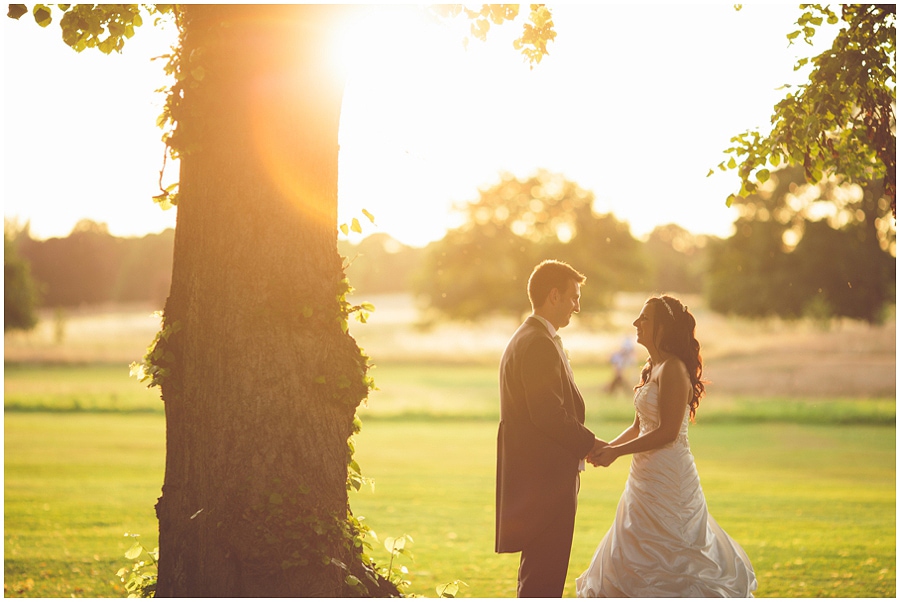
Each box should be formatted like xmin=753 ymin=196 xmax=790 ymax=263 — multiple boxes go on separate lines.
xmin=634 ymin=382 xmax=690 ymax=449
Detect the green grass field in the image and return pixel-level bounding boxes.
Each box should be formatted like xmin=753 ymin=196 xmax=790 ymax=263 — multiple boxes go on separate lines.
xmin=351 ymin=420 xmax=896 ymax=598
xmin=4 ymin=413 xmax=163 ymax=597
xmin=4 ymin=362 xmax=896 ymax=597
xmin=9 ymin=362 xmax=892 ymax=424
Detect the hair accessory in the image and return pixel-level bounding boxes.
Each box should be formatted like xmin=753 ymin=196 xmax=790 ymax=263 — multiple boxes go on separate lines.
xmin=660 ymin=298 xmax=675 ymax=318
xmin=683 ymin=305 xmax=688 ymax=313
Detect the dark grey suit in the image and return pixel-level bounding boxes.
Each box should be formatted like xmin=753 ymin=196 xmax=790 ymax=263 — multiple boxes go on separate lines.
xmin=495 ymin=316 xmax=596 ymax=597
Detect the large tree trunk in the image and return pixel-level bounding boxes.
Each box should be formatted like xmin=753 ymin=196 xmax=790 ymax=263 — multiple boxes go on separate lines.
xmin=153 ymin=5 xmax=388 ymax=596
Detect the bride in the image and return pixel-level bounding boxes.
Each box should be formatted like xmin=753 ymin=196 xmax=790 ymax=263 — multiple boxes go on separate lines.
xmin=577 ymin=295 xmax=757 ymax=597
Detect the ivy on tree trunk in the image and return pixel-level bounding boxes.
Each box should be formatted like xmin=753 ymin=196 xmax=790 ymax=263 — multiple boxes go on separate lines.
xmin=152 ymin=5 xmax=393 ymax=596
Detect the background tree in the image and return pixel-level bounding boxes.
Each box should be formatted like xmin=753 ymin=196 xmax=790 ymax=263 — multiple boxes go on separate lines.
xmin=18 ymin=220 xmax=121 ymax=307
xmin=707 ymin=165 xmax=895 ymax=322
xmin=16 ymin=223 xmax=174 ymax=308
xmin=8 ymin=3 xmax=559 ymax=596
xmin=642 ymin=224 xmax=708 ymax=294
xmin=4 ymin=222 xmax=40 ymax=332
xmin=338 ymin=233 xmax=424 ymax=296
xmin=112 ymin=229 xmax=175 ymax=305
xmin=550 ymin=203 xmax=650 ymax=304
xmin=414 ymin=169 xmax=648 ymax=321
xmin=719 ymin=5 xmax=895 ymax=219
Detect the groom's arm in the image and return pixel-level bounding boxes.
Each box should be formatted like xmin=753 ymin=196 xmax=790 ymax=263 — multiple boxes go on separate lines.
xmin=520 ymin=336 xmax=596 ymax=458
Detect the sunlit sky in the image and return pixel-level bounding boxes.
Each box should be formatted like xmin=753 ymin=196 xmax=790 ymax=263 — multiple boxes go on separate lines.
xmin=4 ymin=4 xmax=838 ymax=247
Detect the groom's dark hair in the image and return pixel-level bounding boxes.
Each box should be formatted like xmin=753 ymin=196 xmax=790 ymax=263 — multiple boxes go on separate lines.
xmin=527 ymin=260 xmax=586 ymax=309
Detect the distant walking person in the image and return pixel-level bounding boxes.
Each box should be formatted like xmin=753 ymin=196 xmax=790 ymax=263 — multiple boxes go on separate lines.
xmin=495 ymin=260 xmax=607 ymax=597
xmin=577 ymin=295 xmax=757 ymax=597
xmin=605 ymin=337 xmax=634 ymax=395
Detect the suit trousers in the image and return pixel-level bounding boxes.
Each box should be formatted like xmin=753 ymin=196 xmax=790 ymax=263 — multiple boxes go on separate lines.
xmin=517 ymin=474 xmax=580 ymax=598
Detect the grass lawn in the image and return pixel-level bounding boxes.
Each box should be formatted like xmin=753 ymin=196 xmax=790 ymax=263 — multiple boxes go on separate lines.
xmin=6 ymin=362 xmax=893 ymax=424
xmin=7 ymin=411 xmax=893 ymax=597
xmin=4 ymin=364 xmax=162 ymax=413
xmin=351 ymin=419 xmax=895 ymax=598
xmin=3 ymin=362 xmax=896 ymax=597
xmin=4 ymin=413 xmax=163 ymax=597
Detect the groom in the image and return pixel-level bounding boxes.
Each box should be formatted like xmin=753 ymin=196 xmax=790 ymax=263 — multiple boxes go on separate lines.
xmin=495 ymin=260 xmax=606 ymax=597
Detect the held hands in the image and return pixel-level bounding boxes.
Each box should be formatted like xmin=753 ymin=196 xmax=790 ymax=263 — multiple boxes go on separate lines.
xmin=586 ymin=438 xmax=607 ymax=467
xmin=593 ymin=446 xmax=618 ymax=467
xmin=586 ymin=438 xmax=618 ymax=468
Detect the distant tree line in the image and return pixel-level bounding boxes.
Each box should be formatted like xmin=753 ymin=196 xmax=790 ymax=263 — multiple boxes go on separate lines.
xmin=338 ymin=233 xmax=425 ymax=296
xmin=412 ymin=169 xmax=893 ymax=324
xmin=8 ymin=220 xmax=174 ymax=310
xmin=4 ymin=166 xmax=894 ymax=331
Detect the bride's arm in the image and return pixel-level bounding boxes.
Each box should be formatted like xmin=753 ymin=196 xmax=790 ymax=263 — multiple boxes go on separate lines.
xmin=588 ymin=414 xmax=639 ymax=466
xmin=607 ymin=413 xmax=641 ymax=447
xmin=596 ymin=361 xmax=690 ymax=466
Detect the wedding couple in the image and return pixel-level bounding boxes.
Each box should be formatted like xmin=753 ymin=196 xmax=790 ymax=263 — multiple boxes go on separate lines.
xmin=495 ymin=260 xmax=758 ymax=597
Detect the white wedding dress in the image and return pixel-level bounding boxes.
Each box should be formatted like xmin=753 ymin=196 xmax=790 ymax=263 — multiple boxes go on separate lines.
xmin=576 ymin=382 xmax=758 ymax=597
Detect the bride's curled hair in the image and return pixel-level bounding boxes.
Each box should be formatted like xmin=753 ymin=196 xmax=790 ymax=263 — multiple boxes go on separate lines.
xmin=637 ymin=295 xmax=706 ymax=421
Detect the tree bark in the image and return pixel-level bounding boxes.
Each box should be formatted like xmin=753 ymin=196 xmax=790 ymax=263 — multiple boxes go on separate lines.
xmin=154 ymin=5 xmax=384 ymax=596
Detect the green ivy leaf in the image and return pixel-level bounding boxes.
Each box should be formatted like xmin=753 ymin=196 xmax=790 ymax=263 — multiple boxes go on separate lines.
xmin=152 ymin=192 xmax=174 ymax=211
xmin=350 ymin=218 xmax=362 ymax=234
xmin=437 ymin=582 xmax=459 ymax=597
xmin=125 ymin=542 xmax=143 ymax=560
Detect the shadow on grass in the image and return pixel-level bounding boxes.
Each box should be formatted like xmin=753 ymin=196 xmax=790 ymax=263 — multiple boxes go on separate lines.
xmin=6 ymin=399 xmax=894 ymax=425
xmin=356 ymin=398 xmax=896 ymax=425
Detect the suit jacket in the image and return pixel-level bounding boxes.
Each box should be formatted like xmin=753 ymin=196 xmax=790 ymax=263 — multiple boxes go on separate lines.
xmin=495 ymin=316 xmax=596 ymax=553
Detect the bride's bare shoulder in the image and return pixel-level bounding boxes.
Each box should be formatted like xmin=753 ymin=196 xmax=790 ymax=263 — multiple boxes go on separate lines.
xmin=655 ymin=357 xmax=689 ymax=381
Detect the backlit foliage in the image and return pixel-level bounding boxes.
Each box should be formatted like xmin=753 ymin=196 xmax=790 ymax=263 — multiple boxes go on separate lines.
xmin=707 ymin=166 xmax=895 ymax=323
xmin=432 ymin=4 xmax=556 ymax=66
xmin=718 ymin=5 xmax=895 ymax=218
